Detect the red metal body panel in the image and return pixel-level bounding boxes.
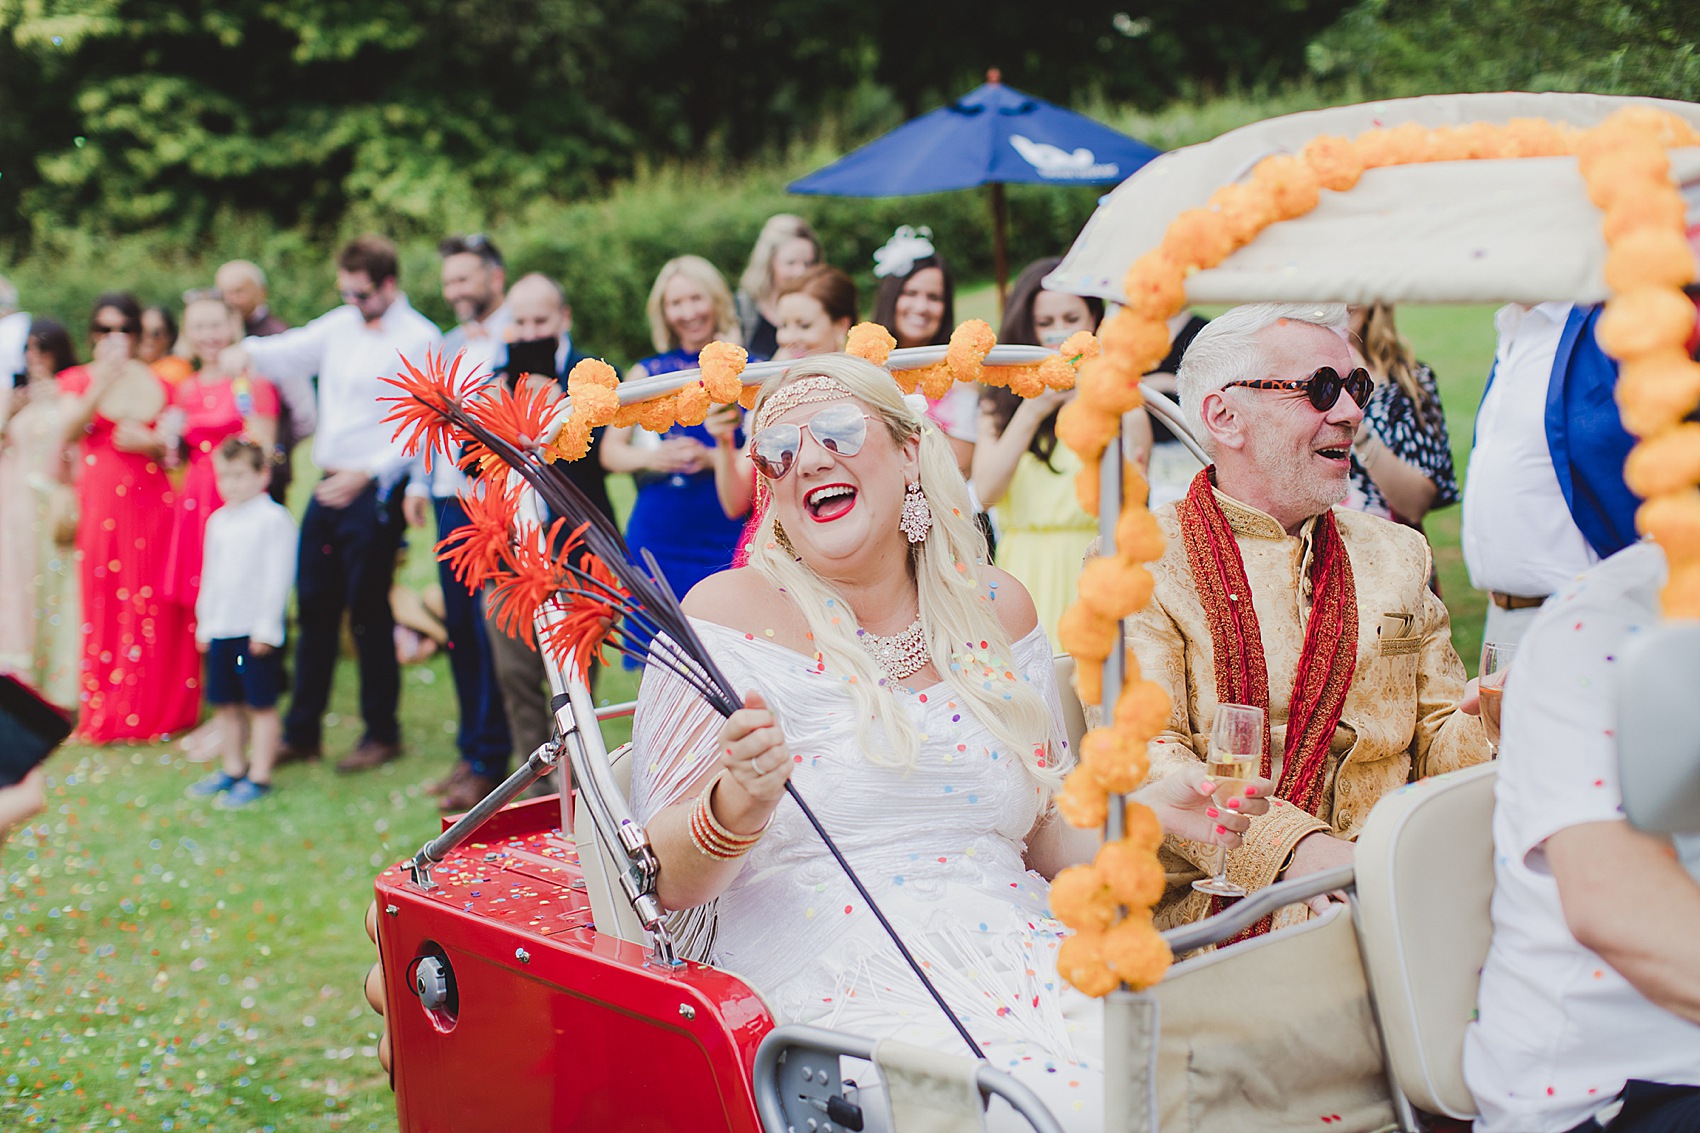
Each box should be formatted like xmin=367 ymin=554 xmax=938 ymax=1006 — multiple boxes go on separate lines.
xmin=374 ymin=795 xmax=773 ymax=1132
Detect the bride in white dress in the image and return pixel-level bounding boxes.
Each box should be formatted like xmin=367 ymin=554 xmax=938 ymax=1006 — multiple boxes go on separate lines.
xmin=630 ymin=354 xmax=1266 ymax=1129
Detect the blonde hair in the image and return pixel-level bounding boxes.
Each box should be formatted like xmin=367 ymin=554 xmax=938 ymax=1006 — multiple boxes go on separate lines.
xmin=646 ymin=255 xmax=739 ymax=354
xmin=738 ymin=214 xmax=821 ymax=307
xmin=745 ymin=354 xmax=1062 ymax=789
xmin=1355 ymin=302 xmax=1437 ymax=423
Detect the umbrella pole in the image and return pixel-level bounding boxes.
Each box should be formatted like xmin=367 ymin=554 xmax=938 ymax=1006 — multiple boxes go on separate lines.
xmin=990 ymin=181 xmax=1009 ymax=316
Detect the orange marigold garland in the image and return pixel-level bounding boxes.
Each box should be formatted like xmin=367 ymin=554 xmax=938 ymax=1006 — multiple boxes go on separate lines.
xmin=1573 ymin=109 xmax=1700 ymax=617
xmin=1050 ymin=106 xmax=1700 ymax=997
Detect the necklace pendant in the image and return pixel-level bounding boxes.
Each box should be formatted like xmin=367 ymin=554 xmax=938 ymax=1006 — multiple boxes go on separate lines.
xmin=856 ymin=616 xmax=930 ymax=683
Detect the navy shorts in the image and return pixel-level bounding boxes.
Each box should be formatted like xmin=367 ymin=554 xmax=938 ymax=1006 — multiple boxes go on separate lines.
xmin=204 ymin=637 xmax=283 ymax=709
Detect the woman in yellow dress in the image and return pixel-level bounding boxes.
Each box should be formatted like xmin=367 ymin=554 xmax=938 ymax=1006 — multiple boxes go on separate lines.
xmin=974 ymin=258 xmax=1150 ymax=644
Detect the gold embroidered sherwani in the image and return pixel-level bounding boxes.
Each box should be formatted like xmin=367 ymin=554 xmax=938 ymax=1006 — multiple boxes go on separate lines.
xmin=1126 ymin=490 xmax=1490 ymax=929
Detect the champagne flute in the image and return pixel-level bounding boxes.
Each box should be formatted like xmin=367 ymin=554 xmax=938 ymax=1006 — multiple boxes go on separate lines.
xmin=1191 ymin=703 xmax=1265 ymax=899
xmin=1479 ymin=641 xmax=1516 ymax=754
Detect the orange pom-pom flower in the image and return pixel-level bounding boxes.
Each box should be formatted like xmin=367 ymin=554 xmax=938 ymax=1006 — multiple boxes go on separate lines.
xmin=1056 ymin=930 xmax=1120 ymax=997
xmin=698 ymin=340 xmax=749 ymax=403
xmin=845 ymin=322 xmax=896 ymax=365
xmin=1050 ymin=865 xmax=1118 ymax=932
xmin=1102 ymin=917 xmax=1172 ymax=990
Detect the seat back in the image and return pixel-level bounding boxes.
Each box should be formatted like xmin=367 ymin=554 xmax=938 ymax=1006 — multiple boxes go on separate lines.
xmin=1144 ymin=904 xmax=1395 ymax=1133
xmin=1352 ymin=763 xmax=1497 ymax=1120
xmin=1052 ymin=654 xmax=1089 ymax=756
xmin=572 ymin=742 xmax=650 ymax=946
xmin=1617 ymin=621 xmax=1700 ymax=834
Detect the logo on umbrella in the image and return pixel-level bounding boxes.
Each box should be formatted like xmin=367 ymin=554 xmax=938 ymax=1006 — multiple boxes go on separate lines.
xmin=1009 ymin=135 xmax=1119 ymax=181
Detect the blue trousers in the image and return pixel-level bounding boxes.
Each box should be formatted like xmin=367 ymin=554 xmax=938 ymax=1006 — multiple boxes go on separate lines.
xmin=284 ymin=482 xmax=405 ymax=748
xmin=435 ymin=497 xmax=511 ymax=773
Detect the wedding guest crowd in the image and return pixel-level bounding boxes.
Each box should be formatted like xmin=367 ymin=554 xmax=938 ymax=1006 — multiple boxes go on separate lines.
xmin=0 ymin=219 xmax=1475 ymax=823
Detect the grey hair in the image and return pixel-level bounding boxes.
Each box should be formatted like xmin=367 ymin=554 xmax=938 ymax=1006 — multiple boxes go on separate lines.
xmin=0 ymin=275 xmax=17 ymax=314
xmin=1176 ymin=302 xmax=1349 ymax=454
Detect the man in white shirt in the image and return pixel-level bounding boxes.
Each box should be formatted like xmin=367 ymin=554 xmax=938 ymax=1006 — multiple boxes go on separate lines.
xmin=239 ymin=235 xmax=442 ymax=773
xmin=416 ymin=235 xmax=513 ymax=806
xmin=1464 ymin=540 xmax=1700 ymax=1133
xmin=1460 ymin=301 xmax=1639 ymax=648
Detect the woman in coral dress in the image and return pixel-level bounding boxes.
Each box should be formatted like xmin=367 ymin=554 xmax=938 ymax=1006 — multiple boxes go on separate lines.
xmin=163 ymin=293 xmax=279 ymax=607
xmin=60 ymin=294 xmax=200 ymax=742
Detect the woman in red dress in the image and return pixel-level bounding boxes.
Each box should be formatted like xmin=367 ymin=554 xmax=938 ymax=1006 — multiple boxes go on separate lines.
xmin=60 ymin=294 xmax=200 ymax=743
xmin=163 ymin=293 xmax=279 ymax=607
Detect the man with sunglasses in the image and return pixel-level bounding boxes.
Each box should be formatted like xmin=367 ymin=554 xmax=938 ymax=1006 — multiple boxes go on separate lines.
xmin=1123 ymin=302 xmax=1489 ymax=930
xmin=234 ymin=235 xmax=442 ymax=773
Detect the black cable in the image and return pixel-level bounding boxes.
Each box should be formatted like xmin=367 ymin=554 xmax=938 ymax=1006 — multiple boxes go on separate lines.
xmin=782 ymin=781 xmax=986 ymax=1061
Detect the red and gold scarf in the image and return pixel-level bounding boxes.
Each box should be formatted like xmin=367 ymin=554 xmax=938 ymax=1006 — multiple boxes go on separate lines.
xmin=1177 ymin=468 xmax=1358 ymax=933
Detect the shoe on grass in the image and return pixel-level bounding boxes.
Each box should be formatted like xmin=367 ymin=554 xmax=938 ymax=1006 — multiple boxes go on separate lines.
xmin=336 ymin=740 xmax=402 ymax=774
xmin=216 ymin=779 xmax=273 ymax=809
xmin=187 ymin=772 xmax=242 ymax=799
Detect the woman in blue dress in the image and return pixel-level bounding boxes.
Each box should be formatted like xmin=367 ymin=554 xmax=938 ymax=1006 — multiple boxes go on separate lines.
xmin=600 ymin=255 xmax=752 ymax=598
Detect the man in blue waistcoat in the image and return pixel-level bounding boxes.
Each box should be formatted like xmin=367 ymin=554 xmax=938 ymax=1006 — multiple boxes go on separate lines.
xmin=1460 ymin=302 xmax=1641 ymax=648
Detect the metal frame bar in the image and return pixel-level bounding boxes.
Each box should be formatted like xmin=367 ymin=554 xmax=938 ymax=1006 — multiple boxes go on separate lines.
xmin=407 ymin=738 xmax=563 ymax=891
xmin=753 ymin=1024 xmax=1066 ymax=1133
xmin=1158 ymin=866 xmax=1356 ymax=953
xmin=1137 ymin=383 xmax=1210 ymax=466
xmin=611 ymin=343 xmax=1057 ymax=405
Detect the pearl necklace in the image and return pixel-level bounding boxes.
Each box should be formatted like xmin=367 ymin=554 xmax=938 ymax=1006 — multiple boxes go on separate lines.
xmin=856 ymin=617 xmax=930 ymax=682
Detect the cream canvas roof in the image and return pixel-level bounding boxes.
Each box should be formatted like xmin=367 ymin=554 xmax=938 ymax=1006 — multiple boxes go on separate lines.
xmin=1048 ymin=92 xmax=1700 ymax=307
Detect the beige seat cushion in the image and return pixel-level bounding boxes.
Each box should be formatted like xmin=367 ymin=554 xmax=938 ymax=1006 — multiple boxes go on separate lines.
xmin=1353 ymin=763 xmax=1496 ymax=1120
xmin=573 ymin=742 xmax=650 ymax=946
xmin=1146 ymin=905 xmax=1396 ymax=1133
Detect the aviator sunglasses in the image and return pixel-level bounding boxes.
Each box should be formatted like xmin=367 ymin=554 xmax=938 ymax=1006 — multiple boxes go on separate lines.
xmin=1223 ymin=366 xmax=1374 ymax=412
xmin=749 ymin=403 xmax=874 ymax=481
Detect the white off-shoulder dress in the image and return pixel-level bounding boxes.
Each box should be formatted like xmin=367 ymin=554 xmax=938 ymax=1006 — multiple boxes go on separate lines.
xmin=630 ymin=618 xmax=1103 ymax=1129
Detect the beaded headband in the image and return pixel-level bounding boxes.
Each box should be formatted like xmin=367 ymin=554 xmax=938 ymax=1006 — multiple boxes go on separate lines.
xmin=752 ymin=375 xmax=856 ymax=432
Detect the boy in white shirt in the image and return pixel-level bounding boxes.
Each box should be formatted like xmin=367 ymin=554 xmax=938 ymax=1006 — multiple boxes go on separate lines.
xmin=187 ymin=438 xmax=299 ymax=808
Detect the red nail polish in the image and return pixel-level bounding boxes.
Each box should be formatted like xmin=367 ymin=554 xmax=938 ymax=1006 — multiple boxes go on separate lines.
xmin=1243 ymin=786 xmax=1258 ymax=797
xmin=1205 ymin=807 xmax=1219 ymax=818
xmin=1214 ymin=824 xmax=1228 ymax=835
xmin=1226 ymin=798 xmax=1241 ymax=810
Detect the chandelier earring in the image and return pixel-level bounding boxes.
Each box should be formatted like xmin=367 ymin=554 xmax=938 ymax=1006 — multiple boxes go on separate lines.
xmin=899 ymin=482 xmax=932 ymax=544
xmin=772 ymin=519 xmax=799 ymax=558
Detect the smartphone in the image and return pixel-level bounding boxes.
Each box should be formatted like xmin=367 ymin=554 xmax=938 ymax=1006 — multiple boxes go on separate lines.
xmin=0 ymin=674 xmax=73 ymax=786
xmin=503 ymin=338 xmax=559 ymax=386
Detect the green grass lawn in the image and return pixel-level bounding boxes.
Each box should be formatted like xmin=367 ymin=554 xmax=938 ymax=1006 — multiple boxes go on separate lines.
xmin=4 ymin=301 xmax=1502 ymax=1130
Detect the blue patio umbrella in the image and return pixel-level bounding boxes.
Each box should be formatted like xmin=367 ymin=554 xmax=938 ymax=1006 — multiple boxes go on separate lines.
xmin=789 ymin=70 xmax=1161 ymax=304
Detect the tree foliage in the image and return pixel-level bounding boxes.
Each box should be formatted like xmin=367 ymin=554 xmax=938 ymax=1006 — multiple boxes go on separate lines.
xmin=1308 ymin=0 xmax=1700 ymax=102
xmin=0 ymin=0 xmax=1346 ymax=244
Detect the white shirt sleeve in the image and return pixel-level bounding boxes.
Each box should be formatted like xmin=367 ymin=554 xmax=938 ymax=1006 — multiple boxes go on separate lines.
xmin=248 ymin=506 xmax=298 ymax=648
xmin=194 ymin=511 xmax=225 ymax=645
xmin=1495 ymin=577 xmax=1641 ymax=868
xmin=244 ymin=314 xmax=336 ymax=439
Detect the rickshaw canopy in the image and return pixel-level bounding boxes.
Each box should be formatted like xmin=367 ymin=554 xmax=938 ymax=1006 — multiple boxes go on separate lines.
xmin=1048 ymin=91 xmax=1700 ymax=307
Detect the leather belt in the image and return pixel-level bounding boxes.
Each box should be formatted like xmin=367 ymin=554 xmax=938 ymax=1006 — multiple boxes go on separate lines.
xmin=1489 ymin=591 xmax=1548 ymax=611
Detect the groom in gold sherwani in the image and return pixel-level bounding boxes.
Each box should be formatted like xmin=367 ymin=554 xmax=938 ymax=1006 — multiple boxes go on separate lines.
xmin=1127 ymin=302 xmax=1489 ymax=932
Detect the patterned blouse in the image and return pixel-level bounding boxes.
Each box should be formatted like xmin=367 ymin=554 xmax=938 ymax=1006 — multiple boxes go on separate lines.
xmin=1346 ymin=361 xmax=1458 ymax=523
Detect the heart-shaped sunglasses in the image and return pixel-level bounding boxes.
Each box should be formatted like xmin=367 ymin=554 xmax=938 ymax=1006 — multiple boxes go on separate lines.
xmin=749 ymin=403 xmax=875 ymax=481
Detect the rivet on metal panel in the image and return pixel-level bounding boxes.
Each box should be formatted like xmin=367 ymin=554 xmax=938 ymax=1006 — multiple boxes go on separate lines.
xmin=678 ymin=1003 xmax=696 ymax=1021
xmin=384 ymin=905 xmax=399 ymax=916
xmin=515 ymin=947 xmax=531 ymax=964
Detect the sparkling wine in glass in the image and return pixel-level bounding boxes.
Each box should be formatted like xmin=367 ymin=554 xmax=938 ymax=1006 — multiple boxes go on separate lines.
xmin=1192 ymin=703 xmax=1265 ymax=899
xmin=1479 ymin=641 xmax=1516 ymax=753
